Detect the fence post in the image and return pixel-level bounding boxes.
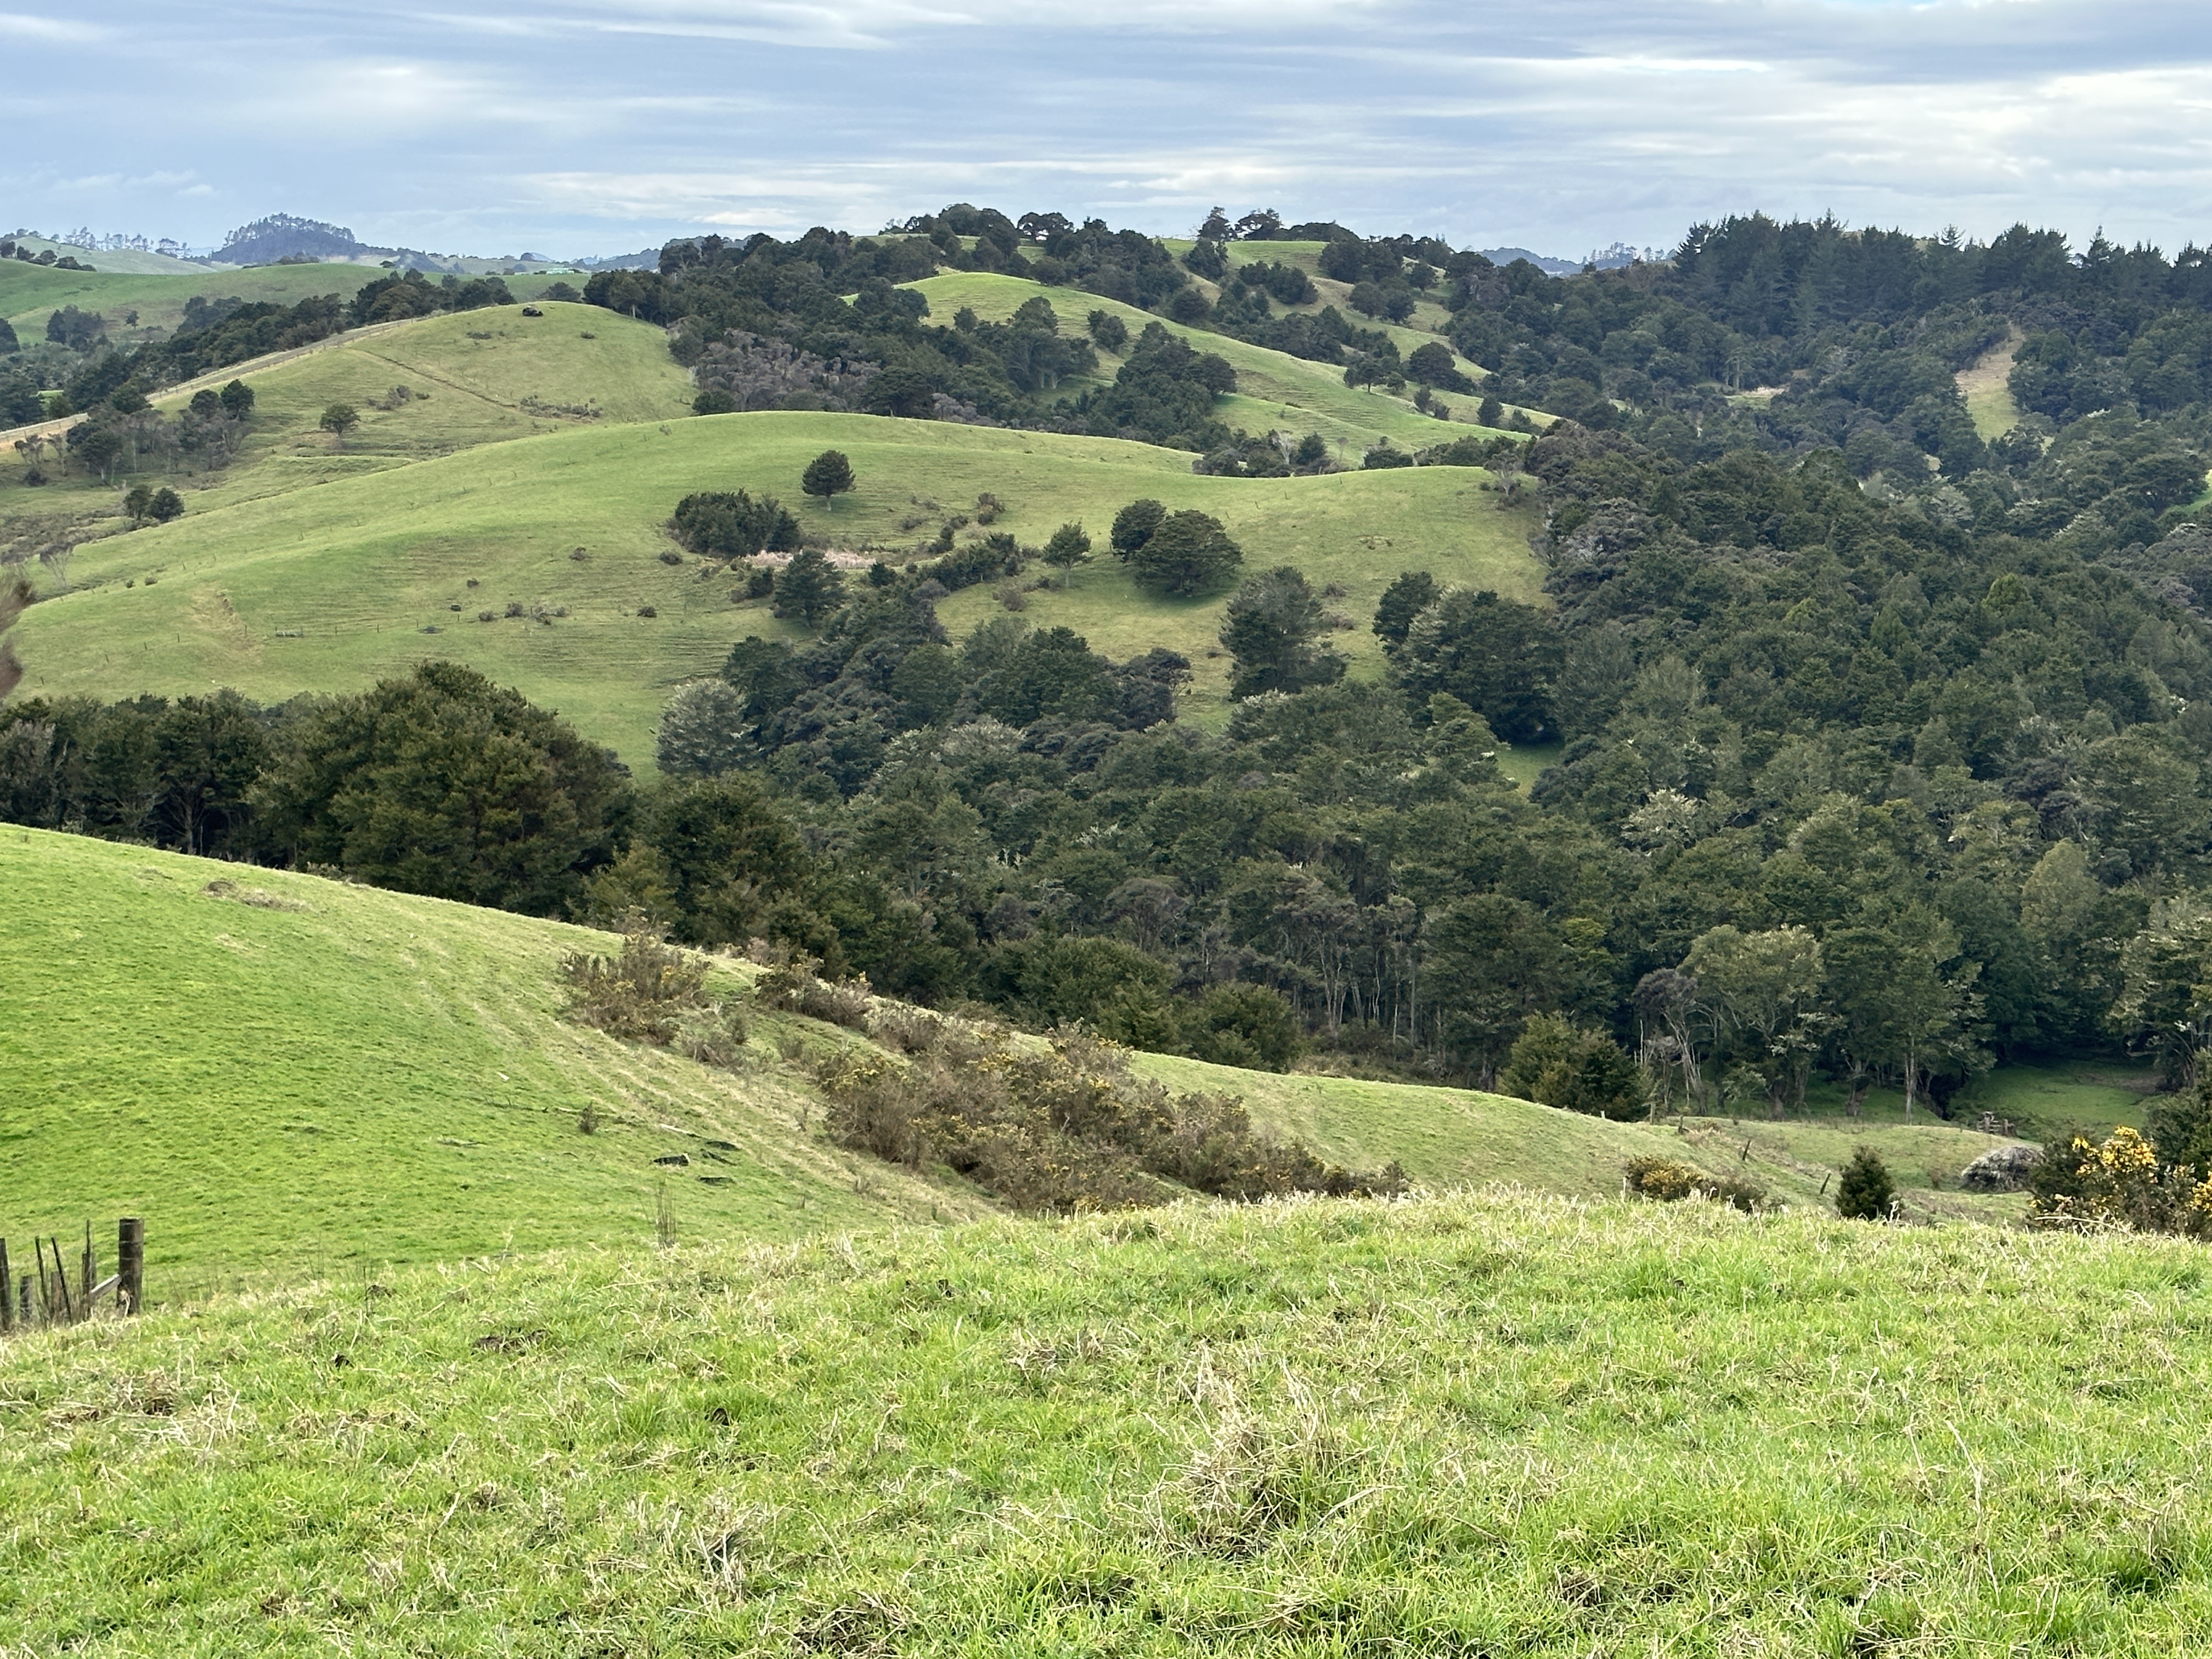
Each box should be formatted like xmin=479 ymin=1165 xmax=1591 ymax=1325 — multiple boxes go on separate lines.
xmin=0 ymin=1240 xmax=9 ymax=1334
xmin=119 ymin=1218 xmax=143 ymax=1316
xmin=81 ymin=1222 xmax=93 ymax=1316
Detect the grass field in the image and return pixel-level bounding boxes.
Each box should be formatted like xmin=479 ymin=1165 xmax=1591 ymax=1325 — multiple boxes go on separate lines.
xmin=1 ymin=260 xmax=582 ymax=343
xmin=1957 ymin=328 xmax=2025 ymax=441
xmin=907 ymin=272 xmax=1511 ymax=453
xmin=0 ymin=829 xmax=983 ymax=1281
xmin=10 ymin=404 xmax=1542 ymax=761
xmin=6 ymin=1189 xmax=2211 ymax=1653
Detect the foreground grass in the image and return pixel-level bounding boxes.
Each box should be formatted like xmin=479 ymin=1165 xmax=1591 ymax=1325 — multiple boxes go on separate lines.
xmin=0 ymin=830 xmax=981 ymax=1278
xmin=4 ymin=1190 xmax=2209 ymax=1654
xmin=11 ymin=406 xmax=1540 ymax=760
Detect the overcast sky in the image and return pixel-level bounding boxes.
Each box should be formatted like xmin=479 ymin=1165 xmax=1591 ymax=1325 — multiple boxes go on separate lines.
xmin=3 ymin=1 xmax=2208 ymax=260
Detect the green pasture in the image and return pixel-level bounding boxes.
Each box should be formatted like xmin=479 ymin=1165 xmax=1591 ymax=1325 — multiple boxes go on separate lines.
xmin=1 ymin=260 xmax=583 ymax=343
xmin=7 ymin=1189 xmax=2212 ymax=1652
xmin=0 ymin=829 xmax=977 ymax=1279
xmin=1957 ymin=329 xmax=2025 ymax=441
xmin=906 ymin=272 xmax=1509 ymax=450
xmin=10 ymin=405 xmax=1542 ymax=763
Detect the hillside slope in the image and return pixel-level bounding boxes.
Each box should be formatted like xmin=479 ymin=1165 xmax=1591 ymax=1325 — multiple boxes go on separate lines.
xmin=4 ymin=1192 xmax=2207 ymax=1652
xmin=908 ymin=271 xmax=1503 ymax=453
xmin=10 ymin=409 xmax=1542 ymax=759
xmin=1 ymin=261 xmax=582 ymax=341
xmin=0 ymin=829 xmax=983 ymax=1278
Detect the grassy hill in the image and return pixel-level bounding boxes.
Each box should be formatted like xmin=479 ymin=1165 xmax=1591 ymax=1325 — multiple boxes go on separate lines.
xmin=9 ymin=405 xmax=1543 ymax=760
xmin=4 ymin=1189 xmax=2207 ymax=1652
xmin=1 ymin=260 xmax=582 ymax=344
xmin=908 ymin=272 xmax=1516 ymax=453
xmin=0 ymin=827 xmax=2038 ymax=1290
xmin=0 ymin=828 xmax=984 ymax=1282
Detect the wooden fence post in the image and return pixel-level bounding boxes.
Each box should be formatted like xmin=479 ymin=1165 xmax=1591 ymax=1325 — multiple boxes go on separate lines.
xmin=81 ymin=1222 xmax=93 ymax=1315
xmin=119 ymin=1218 xmax=143 ymax=1316
xmin=0 ymin=1239 xmax=9 ymax=1334
xmin=49 ymin=1238 xmax=71 ymax=1323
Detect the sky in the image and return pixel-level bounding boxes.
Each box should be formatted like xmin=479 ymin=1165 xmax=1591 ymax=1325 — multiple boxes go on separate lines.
xmin=3 ymin=1 xmax=2209 ymax=261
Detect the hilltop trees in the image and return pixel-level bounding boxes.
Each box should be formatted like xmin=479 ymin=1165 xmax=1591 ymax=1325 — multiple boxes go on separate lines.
xmin=672 ymin=489 xmax=800 ymax=558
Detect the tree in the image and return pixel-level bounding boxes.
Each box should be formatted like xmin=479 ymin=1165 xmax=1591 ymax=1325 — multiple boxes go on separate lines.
xmin=1110 ymin=498 xmax=1165 ymax=559
xmin=1825 ymin=912 xmax=1982 ymax=1116
xmin=1836 ymin=1147 xmax=1895 ymax=1220
xmin=122 ymin=485 xmax=155 ymax=524
xmin=68 ymin=423 xmax=124 ymax=481
xmin=1406 ymin=341 xmax=1460 ymax=387
xmin=656 ymin=680 xmax=753 ymax=777
xmin=1041 ymin=521 xmax=1092 ymax=589
xmin=251 ymin=661 xmax=630 ymax=916
xmin=1087 ymin=311 xmax=1128 ymax=352
xmin=1681 ymin=924 xmax=1827 ymax=1115
xmin=218 ymin=379 xmax=255 ymax=418
xmin=1425 ymin=893 xmax=1568 ymax=1086
xmin=318 ymin=403 xmax=360 ymax=447
xmin=802 ymin=448 xmax=855 ymax=508
xmin=1131 ymin=509 xmax=1243 ymax=597
xmin=0 ymin=577 xmax=26 ymax=704
xmin=1372 ymin=570 xmax=1438 ymax=654
xmin=1500 ymin=1013 xmax=1649 ymax=1119
xmin=1220 ymin=566 xmax=1346 ymax=698
xmin=1395 ymin=586 xmax=1561 ymax=743
xmin=148 ymin=487 xmax=183 ymax=523
xmin=644 ymin=773 xmax=812 ymax=946
xmin=770 ymin=548 xmax=845 ymax=628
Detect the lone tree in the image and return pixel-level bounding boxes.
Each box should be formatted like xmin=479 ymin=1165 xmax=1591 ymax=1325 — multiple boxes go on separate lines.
xmin=219 ymin=379 xmax=256 ymax=419
xmin=1836 ymin=1147 xmax=1895 ymax=1221
xmin=1041 ymin=521 xmax=1091 ymax=589
xmin=802 ymin=449 xmax=855 ymax=509
xmin=318 ymin=403 xmax=360 ymax=447
xmin=1221 ymin=566 xmax=1346 ymax=698
xmin=148 ymin=486 xmax=184 ymax=524
xmin=1132 ymin=509 xmax=1243 ymax=597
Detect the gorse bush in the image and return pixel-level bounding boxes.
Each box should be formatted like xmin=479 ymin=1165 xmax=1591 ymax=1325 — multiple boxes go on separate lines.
xmin=755 ymin=958 xmax=874 ymax=1029
xmin=561 ymin=923 xmax=710 ymax=1044
xmin=1622 ymin=1155 xmax=1766 ymax=1212
xmin=2028 ymin=1124 xmax=2212 ymax=1236
xmin=817 ymin=1029 xmax=1404 ymax=1214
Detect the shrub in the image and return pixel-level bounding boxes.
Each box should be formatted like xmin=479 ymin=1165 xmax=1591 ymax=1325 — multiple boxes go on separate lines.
xmin=2027 ymin=1124 xmax=2212 ymax=1235
xmin=1624 ymin=1156 xmax=1765 ymax=1212
xmin=816 ymin=1030 xmax=1404 ymax=1214
xmin=757 ymin=960 xmax=873 ymax=1029
xmin=561 ymin=925 xmax=710 ymax=1044
xmin=1836 ymin=1147 xmax=1896 ymax=1221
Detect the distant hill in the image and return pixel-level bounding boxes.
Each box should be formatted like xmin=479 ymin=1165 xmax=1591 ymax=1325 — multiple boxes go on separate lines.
xmin=215 ymin=213 xmax=376 ymax=267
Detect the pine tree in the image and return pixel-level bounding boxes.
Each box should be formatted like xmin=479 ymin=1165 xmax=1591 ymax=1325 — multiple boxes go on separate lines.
xmin=1836 ymin=1147 xmax=1895 ymax=1221
xmin=802 ymin=448 xmax=855 ymax=509
xmin=771 ymin=548 xmax=845 ymax=628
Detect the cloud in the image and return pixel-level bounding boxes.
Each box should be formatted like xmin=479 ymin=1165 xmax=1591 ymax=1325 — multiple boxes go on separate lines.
xmin=0 ymin=11 xmax=108 ymax=41
xmin=13 ymin=0 xmax=2212 ymax=259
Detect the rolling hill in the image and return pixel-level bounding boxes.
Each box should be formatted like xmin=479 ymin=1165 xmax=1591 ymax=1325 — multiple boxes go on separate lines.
xmin=1 ymin=259 xmax=583 ymax=346
xmin=8 ymin=401 xmax=1544 ymax=763
xmin=0 ymin=827 xmax=2033 ymax=1292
